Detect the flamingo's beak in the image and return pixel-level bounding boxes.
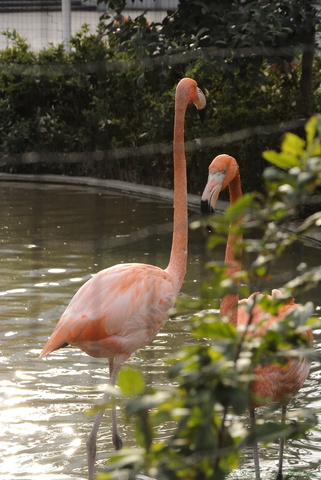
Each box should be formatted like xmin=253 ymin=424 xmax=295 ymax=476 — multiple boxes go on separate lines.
xmin=194 ymin=86 xmax=206 ymax=123
xmin=201 ymin=172 xmax=224 ymax=214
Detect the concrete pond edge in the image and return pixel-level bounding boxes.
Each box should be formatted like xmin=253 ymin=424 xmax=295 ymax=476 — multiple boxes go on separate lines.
xmin=1 ymin=172 xmax=321 ymax=247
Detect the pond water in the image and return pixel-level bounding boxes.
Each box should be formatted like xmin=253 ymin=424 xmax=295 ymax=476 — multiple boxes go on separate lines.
xmin=0 ymin=181 xmax=320 ymax=480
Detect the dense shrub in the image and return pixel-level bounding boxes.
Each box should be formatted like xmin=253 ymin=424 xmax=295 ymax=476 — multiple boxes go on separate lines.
xmin=0 ymin=24 xmax=320 ymax=195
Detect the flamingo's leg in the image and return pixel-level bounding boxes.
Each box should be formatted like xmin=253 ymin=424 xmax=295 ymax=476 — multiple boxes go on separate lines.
xmin=109 ymin=360 xmax=123 ymax=450
xmin=276 ymin=404 xmax=286 ymax=480
xmin=250 ymin=409 xmax=261 ymax=480
xmin=87 ymin=406 xmax=105 ymax=480
xmin=86 ymin=360 xmax=122 ymax=480
xmin=111 ymin=403 xmax=123 ymax=450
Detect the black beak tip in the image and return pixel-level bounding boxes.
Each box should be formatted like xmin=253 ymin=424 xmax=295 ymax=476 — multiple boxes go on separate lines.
xmin=201 ymin=200 xmax=214 ymax=233
xmin=198 ymin=107 xmax=206 ymax=123
xmin=201 ymin=199 xmax=212 ymax=215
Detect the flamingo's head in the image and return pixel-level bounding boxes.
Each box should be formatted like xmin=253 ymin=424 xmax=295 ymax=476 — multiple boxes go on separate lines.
xmin=176 ymin=78 xmax=206 ymax=121
xmin=201 ymin=154 xmax=239 ymax=214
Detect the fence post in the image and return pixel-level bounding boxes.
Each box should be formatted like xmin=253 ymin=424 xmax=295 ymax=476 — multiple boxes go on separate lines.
xmin=61 ymin=0 xmax=72 ymax=52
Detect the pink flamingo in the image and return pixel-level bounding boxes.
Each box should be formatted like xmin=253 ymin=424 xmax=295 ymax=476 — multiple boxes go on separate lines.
xmin=201 ymin=154 xmax=312 ymax=480
xmin=40 ymin=78 xmax=205 ymax=480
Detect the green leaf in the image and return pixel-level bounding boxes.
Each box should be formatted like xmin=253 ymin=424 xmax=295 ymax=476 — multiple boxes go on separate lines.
xmin=281 ymin=132 xmax=305 ymax=157
xmin=227 ymin=192 xmax=257 ymax=216
xmin=305 ymin=115 xmax=317 ymax=149
xmin=103 ymin=448 xmax=145 ymax=472
xmin=262 ymin=150 xmax=300 ymax=168
xmin=195 ymin=319 xmax=236 ymax=340
xmin=118 ymin=368 xmax=145 ymax=397
xmin=126 ymin=391 xmax=172 ymax=416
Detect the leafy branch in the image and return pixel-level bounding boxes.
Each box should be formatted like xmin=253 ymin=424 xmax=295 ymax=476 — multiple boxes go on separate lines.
xmin=99 ymin=116 xmax=320 ymax=479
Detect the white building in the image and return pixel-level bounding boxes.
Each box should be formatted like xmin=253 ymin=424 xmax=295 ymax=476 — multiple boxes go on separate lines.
xmin=0 ymin=0 xmax=178 ymax=51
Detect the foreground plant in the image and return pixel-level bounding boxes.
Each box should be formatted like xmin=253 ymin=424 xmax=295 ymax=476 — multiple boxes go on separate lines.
xmin=200 ymin=152 xmax=314 ymax=480
xmin=99 ymin=116 xmax=321 ymax=480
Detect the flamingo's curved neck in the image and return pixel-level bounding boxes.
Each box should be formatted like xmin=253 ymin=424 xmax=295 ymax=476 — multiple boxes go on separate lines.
xmin=229 ymin=174 xmax=243 ymax=206
xmin=165 ymin=94 xmax=189 ymax=294
xmin=220 ymin=173 xmax=243 ymax=325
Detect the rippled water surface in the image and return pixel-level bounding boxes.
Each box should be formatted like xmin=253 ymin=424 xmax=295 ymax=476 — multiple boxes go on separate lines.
xmin=0 ymin=181 xmax=320 ymax=480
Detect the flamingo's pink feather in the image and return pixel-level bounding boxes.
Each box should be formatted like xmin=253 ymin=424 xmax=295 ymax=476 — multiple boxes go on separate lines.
xmin=40 ymin=263 xmax=175 ymax=359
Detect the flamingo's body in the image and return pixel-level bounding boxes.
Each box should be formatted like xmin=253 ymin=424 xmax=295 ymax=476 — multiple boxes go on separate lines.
xmin=40 ymin=263 xmax=176 ymax=360
xmin=201 ymin=154 xmax=312 ymax=480
xmin=40 ymin=78 xmax=206 ymax=480
xmin=238 ymin=291 xmax=312 ymax=408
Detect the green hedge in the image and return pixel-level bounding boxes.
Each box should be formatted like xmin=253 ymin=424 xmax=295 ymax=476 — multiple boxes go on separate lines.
xmin=0 ymin=27 xmax=320 ymax=195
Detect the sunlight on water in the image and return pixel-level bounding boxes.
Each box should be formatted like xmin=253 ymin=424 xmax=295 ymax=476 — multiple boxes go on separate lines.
xmin=0 ymin=181 xmax=320 ymax=480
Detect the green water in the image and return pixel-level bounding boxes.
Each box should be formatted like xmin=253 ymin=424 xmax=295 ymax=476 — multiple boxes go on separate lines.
xmin=0 ymin=181 xmax=320 ymax=480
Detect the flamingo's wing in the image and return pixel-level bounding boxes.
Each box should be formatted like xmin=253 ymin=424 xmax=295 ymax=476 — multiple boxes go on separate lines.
xmin=238 ymin=291 xmax=312 ymax=406
xmin=40 ymin=263 xmax=175 ymax=359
